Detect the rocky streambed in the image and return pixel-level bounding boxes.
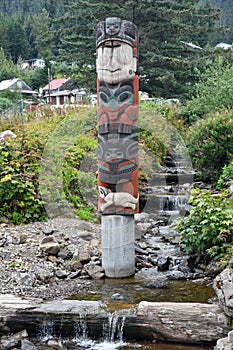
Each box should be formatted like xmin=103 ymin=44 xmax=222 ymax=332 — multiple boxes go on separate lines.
xmin=0 ymin=212 xmax=218 ymax=302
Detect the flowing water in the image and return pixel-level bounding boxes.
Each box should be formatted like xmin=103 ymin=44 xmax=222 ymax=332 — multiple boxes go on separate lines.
xmin=46 ymin=277 xmax=214 ymax=350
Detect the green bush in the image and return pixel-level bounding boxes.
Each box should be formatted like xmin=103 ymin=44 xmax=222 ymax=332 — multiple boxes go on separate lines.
xmin=217 ymin=161 xmax=233 ymax=190
xmin=185 ymin=112 xmax=233 ymax=183
xmin=176 ymin=188 xmax=233 ymax=264
xmin=0 ymin=134 xmax=46 ymax=224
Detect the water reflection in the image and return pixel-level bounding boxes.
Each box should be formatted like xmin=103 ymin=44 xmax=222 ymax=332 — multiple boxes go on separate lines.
xmin=70 ymin=277 xmax=215 ymax=309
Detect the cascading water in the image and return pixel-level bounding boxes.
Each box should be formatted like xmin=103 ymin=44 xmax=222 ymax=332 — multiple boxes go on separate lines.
xmin=35 ymin=310 xmax=131 ymax=349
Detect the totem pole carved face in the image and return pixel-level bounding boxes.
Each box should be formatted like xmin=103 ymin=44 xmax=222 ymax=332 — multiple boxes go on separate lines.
xmin=96 ymin=43 xmax=136 ymax=84
xmin=105 ymin=17 xmax=121 ymax=36
xmin=96 ymin=18 xmax=138 ymax=84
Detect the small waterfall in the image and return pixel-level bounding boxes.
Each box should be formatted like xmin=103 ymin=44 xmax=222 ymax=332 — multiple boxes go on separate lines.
xmin=35 ymin=310 xmax=130 ymax=349
xmin=103 ymin=312 xmax=126 ymax=343
xmin=38 ymin=320 xmax=56 ymax=341
xmin=73 ymin=315 xmax=93 ymax=348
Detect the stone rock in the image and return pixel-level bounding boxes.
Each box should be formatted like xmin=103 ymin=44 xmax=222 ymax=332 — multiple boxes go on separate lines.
xmin=0 ymin=329 xmax=28 ymax=349
xmin=34 ymin=267 xmax=53 ymax=283
xmin=157 ymin=255 xmax=170 ymax=271
xmin=215 ymin=330 xmax=233 ymax=350
xmin=136 ymin=222 xmax=152 ymax=235
xmin=69 ymin=259 xmax=83 ymax=271
xmin=111 ymin=293 xmax=124 ymax=300
xmin=42 ymin=227 xmax=54 ymax=235
xmin=47 ymin=338 xmax=63 ymax=349
xmin=69 ymin=270 xmax=81 ymax=279
xmin=85 ymin=263 xmax=104 ymax=279
xmin=21 ymin=338 xmax=38 ymax=350
xmin=213 ymin=267 xmax=233 ymax=317
xmin=16 ymin=273 xmax=35 ymax=287
xmin=57 ymin=248 xmax=70 ymax=260
xmin=40 ymin=236 xmax=60 ymax=255
xmin=55 ymin=270 xmax=68 ymax=279
xmin=134 ymin=212 xmax=150 ymax=223
xmin=0 ymin=130 xmax=16 ymax=142
xmin=143 ymin=275 xmax=168 ymax=289
xmin=77 ymin=251 xmax=91 ymax=264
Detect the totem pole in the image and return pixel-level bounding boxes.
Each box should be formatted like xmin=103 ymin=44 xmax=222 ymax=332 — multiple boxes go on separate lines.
xmin=96 ymin=17 xmax=139 ymax=277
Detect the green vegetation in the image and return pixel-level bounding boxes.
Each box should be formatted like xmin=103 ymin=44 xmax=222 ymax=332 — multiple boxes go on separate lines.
xmin=176 ymin=188 xmax=233 ymax=266
xmin=184 ymin=112 xmax=233 ymax=183
xmin=0 ymin=108 xmax=98 ymax=223
xmin=217 ymin=162 xmax=233 ymax=190
xmin=181 ymin=55 xmax=233 ymax=123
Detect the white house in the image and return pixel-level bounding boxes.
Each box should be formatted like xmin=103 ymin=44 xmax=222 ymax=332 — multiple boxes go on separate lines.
xmin=42 ymin=78 xmax=86 ymax=106
xmin=21 ymin=58 xmax=45 ymax=70
xmin=0 ymin=78 xmax=37 ymax=97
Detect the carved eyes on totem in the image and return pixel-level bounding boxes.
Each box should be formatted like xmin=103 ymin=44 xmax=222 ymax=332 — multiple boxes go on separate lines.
xmin=100 ymin=85 xmax=134 ymax=105
xmin=105 ymin=148 xmax=124 ymax=161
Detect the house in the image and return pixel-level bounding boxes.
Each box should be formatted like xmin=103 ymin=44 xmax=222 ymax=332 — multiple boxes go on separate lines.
xmin=215 ymin=43 xmax=232 ymax=50
xmin=42 ymin=78 xmax=86 ymax=106
xmin=0 ymin=78 xmax=37 ymax=97
xmin=21 ymin=58 xmax=45 ymax=70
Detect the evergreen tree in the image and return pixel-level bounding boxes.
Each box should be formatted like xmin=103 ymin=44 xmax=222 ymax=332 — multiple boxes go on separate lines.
xmin=0 ymin=48 xmax=17 ymax=81
xmin=30 ymin=9 xmax=55 ymax=62
xmin=132 ymin=0 xmax=221 ymax=99
xmin=6 ymin=15 xmax=31 ymax=63
xmin=56 ymin=0 xmax=220 ymax=98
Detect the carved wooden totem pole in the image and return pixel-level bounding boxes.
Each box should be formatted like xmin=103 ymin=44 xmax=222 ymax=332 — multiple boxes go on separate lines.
xmin=96 ymin=17 xmax=139 ymax=277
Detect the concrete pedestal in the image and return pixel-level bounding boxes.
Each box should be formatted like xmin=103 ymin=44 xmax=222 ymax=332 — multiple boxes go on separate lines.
xmin=101 ymin=215 xmax=135 ymax=278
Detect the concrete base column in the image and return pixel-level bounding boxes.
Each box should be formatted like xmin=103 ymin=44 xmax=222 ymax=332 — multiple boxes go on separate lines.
xmin=101 ymin=215 xmax=135 ymax=278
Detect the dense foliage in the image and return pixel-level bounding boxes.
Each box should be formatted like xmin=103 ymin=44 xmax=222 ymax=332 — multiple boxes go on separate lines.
xmin=217 ymin=161 xmax=233 ymax=190
xmin=176 ymin=188 xmax=233 ymax=265
xmin=181 ymin=54 xmax=233 ymax=123
xmin=185 ymin=112 xmax=233 ymax=183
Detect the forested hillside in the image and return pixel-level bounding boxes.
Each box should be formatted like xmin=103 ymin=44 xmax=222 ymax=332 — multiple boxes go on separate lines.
xmin=0 ymin=0 xmax=232 ymax=99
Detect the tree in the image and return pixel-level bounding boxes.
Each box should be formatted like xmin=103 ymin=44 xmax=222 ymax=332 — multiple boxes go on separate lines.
xmin=56 ymin=0 xmax=220 ymax=98
xmin=6 ymin=16 xmax=30 ymax=62
xmin=0 ymin=48 xmax=17 ymax=81
xmin=181 ymin=53 xmax=233 ymax=123
xmin=132 ymin=0 xmax=221 ymax=99
xmin=30 ymin=9 xmax=55 ymax=62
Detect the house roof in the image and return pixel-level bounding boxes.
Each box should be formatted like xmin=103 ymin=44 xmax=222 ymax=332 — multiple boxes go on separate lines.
xmin=23 ymin=58 xmax=45 ymax=62
xmin=215 ymin=42 xmax=232 ymax=50
xmin=43 ymin=78 xmax=70 ymax=91
xmin=44 ymin=89 xmax=86 ymax=97
xmin=0 ymin=78 xmax=36 ymax=94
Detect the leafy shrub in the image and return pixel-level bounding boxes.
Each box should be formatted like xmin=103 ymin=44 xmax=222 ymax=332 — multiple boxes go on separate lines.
xmin=217 ymin=161 xmax=233 ymax=190
xmin=176 ymin=188 xmax=233 ymax=263
xmin=0 ymin=97 xmax=14 ymax=113
xmin=63 ymin=134 xmax=98 ymax=221
xmin=0 ymin=134 xmax=46 ymax=224
xmin=185 ymin=112 xmax=233 ymax=183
